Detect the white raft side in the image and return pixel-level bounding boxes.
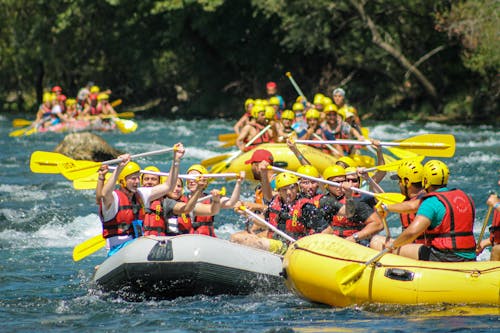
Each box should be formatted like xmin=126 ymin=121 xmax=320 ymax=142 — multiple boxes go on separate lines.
xmin=93 ymin=234 xmax=283 ymax=281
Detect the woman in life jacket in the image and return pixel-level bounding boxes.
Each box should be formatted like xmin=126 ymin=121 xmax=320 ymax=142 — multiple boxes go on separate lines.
xmin=383 ymin=160 xmax=477 ymax=262
xmin=144 ymin=176 xmax=223 ymax=236
xmin=318 ymin=165 xmax=383 ymax=246
xmin=97 ymin=144 xmax=185 ymax=255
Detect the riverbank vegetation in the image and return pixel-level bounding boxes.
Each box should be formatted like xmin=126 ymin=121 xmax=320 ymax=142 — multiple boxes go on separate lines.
xmin=0 ymin=0 xmax=498 ymax=123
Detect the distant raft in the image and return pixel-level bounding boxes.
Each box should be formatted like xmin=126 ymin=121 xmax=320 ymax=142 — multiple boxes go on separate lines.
xmin=209 ymin=143 xmax=374 ymax=180
xmin=283 ymin=233 xmax=500 ymax=307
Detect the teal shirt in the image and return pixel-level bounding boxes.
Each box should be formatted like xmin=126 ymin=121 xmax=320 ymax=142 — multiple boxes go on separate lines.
xmin=416 ymin=188 xmax=475 ymax=260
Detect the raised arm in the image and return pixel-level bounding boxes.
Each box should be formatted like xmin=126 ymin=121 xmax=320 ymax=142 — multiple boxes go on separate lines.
xmin=149 ymin=143 xmax=185 ymax=201
xmin=101 ymin=155 xmax=130 ymax=210
xmin=221 ymin=171 xmax=245 ymax=209
xmin=286 ymin=138 xmax=312 ymax=165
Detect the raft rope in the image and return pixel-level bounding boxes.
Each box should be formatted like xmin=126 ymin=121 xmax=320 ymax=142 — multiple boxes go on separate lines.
xmin=292 ymin=244 xmax=500 ymax=275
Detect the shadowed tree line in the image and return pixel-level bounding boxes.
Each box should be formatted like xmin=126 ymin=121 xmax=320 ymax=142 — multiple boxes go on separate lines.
xmin=0 ymin=0 xmax=498 ymax=123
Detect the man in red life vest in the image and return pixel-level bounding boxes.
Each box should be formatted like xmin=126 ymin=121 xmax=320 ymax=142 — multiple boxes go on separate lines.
xmin=477 ymin=178 xmax=500 ymax=260
xmin=385 ymin=160 xmax=477 ymax=262
xmin=97 ymin=144 xmax=185 ymax=255
xmin=236 ymin=105 xmax=273 ymax=151
xmin=370 ymin=160 xmax=428 ymax=251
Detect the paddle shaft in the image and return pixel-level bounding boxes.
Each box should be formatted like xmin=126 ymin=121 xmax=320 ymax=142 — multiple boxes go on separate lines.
xmin=295 ymin=139 xmax=449 ymax=149
xmin=476 ymin=206 xmax=493 ymax=250
xmin=241 ymin=207 xmax=297 ymax=243
xmin=270 ymin=165 xmax=378 ymax=198
xmin=245 ymin=124 xmax=272 ymax=148
xmin=365 ymin=247 xmax=390 ymax=266
xmin=101 ymin=147 xmax=175 ymax=166
xmin=285 ymin=72 xmax=308 ymax=102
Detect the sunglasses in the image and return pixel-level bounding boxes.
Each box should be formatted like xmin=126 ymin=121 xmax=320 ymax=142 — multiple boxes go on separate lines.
xmin=346 ymin=178 xmax=359 ymax=183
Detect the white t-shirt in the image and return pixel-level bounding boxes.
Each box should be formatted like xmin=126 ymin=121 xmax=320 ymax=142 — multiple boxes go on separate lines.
xmin=101 ymin=187 xmax=153 ymax=222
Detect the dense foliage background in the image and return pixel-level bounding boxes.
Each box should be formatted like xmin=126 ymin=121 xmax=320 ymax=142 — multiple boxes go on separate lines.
xmin=0 ymin=0 xmax=498 ymax=122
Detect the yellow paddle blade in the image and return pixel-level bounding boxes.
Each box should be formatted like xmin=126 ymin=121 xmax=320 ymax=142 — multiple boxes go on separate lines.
xmin=30 ymin=151 xmax=75 ymax=173
xmin=110 ymin=99 xmax=122 ymax=107
xmin=114 ymin=118 xmax=137 ymax=133
xmin=73 ymin=172 xmax=112 ymax=190
xmin=201 ymin=153 xmax=234 ymax=167
xmin=361 ymin=127 xmax=370 ymax=138
xmin=220 ymin=139 xmax=236 ymax=148
xmin=385 ymin=146 xmax=420 ymax=159
xmin=73 ymin=234 xmax=106 ymax=261
xmin=58 ymin=160 xmax=102 ymax=180
xmin=12 ymin=118 xmax=33 ymax=127
xmin=116 ymin=111 xmax=135 ymax=119
xmin=209 ymin=160 xmax=229 ymax=174
xmin=9 ymin=127 xmax=30 ymax=137
xmin=218 ymin=133 xmax=237 ymax=142
xmin=397 ymin=134 xmax=455 ymax=157
xmin=374 ymin=192 xmax=406 ymax=204
xmin=24 ymin=127 xmax=38 ymax=136
xmin=336 ymin=263 xmax=365 ymax=295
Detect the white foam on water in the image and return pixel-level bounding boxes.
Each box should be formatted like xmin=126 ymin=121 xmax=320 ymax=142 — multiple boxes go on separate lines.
xmin=460 ymin=151 xmax=500 ymax=165
xmin=0 ymin=184 xmax=49 ymax=201
xmin=185 ymin=147 xmax=227 ymax=160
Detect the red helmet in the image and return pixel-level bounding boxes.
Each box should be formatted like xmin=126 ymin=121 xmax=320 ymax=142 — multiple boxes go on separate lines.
xmin=57 ymin=94 xmax=67 ymax=102
xmin=266 ymin=81 xmax=277 ymax=89
xmin=52 ymin=86 xmax=62 ymax=92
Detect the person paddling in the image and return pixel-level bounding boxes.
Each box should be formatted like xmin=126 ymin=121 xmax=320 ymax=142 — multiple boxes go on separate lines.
xmin=476 ymin=179 xmax=500 ymax=260
xmin=384 ymin=160 xmax=477 ymax=262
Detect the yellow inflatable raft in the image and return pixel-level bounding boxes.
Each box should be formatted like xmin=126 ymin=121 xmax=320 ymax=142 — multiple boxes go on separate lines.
xmin=283 ymin=234 xmax=500 ymax=307
xmin=209 ymin=143 xmax=374 ymax=180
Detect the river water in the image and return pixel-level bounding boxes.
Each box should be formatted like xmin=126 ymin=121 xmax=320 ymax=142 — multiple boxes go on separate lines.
xmin=1 ymin=116 xmax=499 ymax=332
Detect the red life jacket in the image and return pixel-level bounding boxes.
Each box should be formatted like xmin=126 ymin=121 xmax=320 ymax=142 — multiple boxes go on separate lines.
xmin=489 ymin=208 xmax=500 ymax=245
xmin=266 ymin=195 xmax=309 ymax=241
xmin=180 ymin=195 xmax=216 ymax=237
xmin=423 ymin=189 xmax=476 ymax=252
xmin=330 ymin=194 xmax=365 ymax=238
xmin=143 ymin=198 xmax=191 ymax=236
xmin=400 ymin=191 xmax=429 ymax=244
xmin=100 ymin=189 xmax=145 ymax=239
xmin=243 ymin=122 xmax=273 ymax=151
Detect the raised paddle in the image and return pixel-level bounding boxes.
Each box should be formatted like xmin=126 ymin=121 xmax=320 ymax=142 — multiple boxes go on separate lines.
xmin=344 ymin=156 xmax=425 ymax=175
xmin=336 ymin=247 xmax=391 ymax=295
xmin=58 ymin=147 xmax=176 ymax=181
xmin=239 ymin=206 xmax=297 ymax=243
xmin=73 ymin=234 xmax=106 ymax=261
xmin=285 ymin=72 xmax=308 ymax=102
xmin=295 ymin=134 xmax=456 ymax=158
xmin=30 ymin=151 xmax=97 ymax=174
xmin=269 ymin=165 xmax=406 ymax=205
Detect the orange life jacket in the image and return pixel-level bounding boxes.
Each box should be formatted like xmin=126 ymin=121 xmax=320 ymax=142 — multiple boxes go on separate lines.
xmin=243 ymin=122 xmax=273 ymax=151
xmin=400 ymin=191 xmax=429 ymax=244
xmin=330 ymin=194 xmax=365 ymax=238
xmin=143 ymin=198 xmax=191 ymax=236
xmin=489 ymin=208 xmax=500 ymax=245
xmin=100 ymin=189 xmax=144 ymax=239
xmin=266 ymin=195 xmax=310 ymax=241
xmin=423 ymin=189 xmax=476 ymax=252
xmin=180 ymin=195 xmax=216 ymax=237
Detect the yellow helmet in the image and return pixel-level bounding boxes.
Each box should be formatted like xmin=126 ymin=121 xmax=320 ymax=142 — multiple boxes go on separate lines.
xmin=292 ymin=102 xmax=305 ymax=111
xmin=43 ymin=92 xmax=53 ymax=103
xmin=97 ymin=93 xmax=109 ymax=101
xmin=323 ymin=97 xmax=333 ymax=105
xmin=296 ymin=165 xmax=319 ymax=178
xmin=118 ymin=162 xmax=141 ymax=185
xmin=65 ymin=98 xmax=77 ymax=106
xmin=244 ymin=98 xmax=254 ymax=109
xmin=187 ymin=164 xmax=208 ymax=175
xmin=264 ymin=106 xmax=275 ymax=120
xmin=323 ymin=165 xmax=346 ymax=180
xmin=313 ymin=93 xmax=325 ymax=105
xmin=337 ymin=156 xmax=357 ymax=168
xmin=268 ymin=96 xmax=280 ymax=106
xmin=251 ymin=104 xmax=265 ymax=119
xmin=323 ymin=103 xmax=339 ymax=113
xmin=281 ymin=110 xmax=295 ymax=120
xmin=90 ymin=85 xmax=100 ymax=93
xmin=305 ymin=108 xmax=320 ymax=119
xmin=141 ymin=166 xmax=165 ymax=185
xmin=275 ymin=172 xmax=299 ymax=190
xmin=397 ymin=160 xmax=423 ymax=184
xmin=422 ymin=160 xmax=449 ymax=189
xmin=296 ymin=96 xmax=305 ymax=103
